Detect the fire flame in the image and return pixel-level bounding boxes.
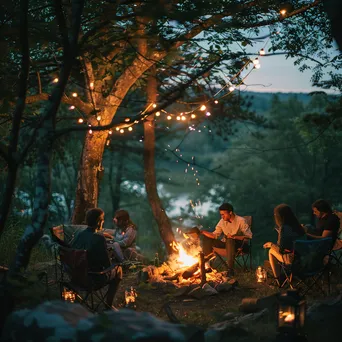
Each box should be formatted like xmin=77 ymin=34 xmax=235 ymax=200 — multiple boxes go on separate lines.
xmin=170 ymin=240 xmax=198 ymax=268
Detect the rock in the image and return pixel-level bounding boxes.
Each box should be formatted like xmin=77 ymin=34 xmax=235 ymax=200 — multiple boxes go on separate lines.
xmin=202 ymin=283 xmax=218 ymax=295
xmin=215 ymin=282 xmax=233 ymax=293
xmin=188 ymin=286 xmax=208 ymax=299
xmin=206 ymin=321 xmax=249 ymax=342
xmin=227 ymin=278 xmax=238 ymax=287
xmin=174 ymin=285 xmax=191 ymax=297
xmin=2 ymin=301 xmax=201 ymax=342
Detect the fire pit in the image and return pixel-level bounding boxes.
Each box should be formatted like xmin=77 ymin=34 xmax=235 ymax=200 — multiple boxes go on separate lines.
xmin=138 ymin=231 xmax=238 ymax=299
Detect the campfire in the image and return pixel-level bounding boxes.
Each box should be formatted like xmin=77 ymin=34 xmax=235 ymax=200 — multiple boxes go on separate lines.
xmin=138 ymin=229 xmax=237 ymax=298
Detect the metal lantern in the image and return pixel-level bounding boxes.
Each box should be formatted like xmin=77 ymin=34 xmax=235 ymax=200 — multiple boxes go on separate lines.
xmin=256 ymin=266 xmax=267 ymax=283
xmin=277 ymin=290 xmax=306 ymax=337
xmin=62 ymin=288 xmax=76 ymax=303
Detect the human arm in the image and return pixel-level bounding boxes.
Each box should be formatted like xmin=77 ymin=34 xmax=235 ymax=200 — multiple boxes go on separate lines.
xmin=115 ymin=226 xmax=136 ymax=247
xmin=306 ymin=230 xmax=333 ymax=239
xmin=231 ymin=218 xmax=252 ymax=240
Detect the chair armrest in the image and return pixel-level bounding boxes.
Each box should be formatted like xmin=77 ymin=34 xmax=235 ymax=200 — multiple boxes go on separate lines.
xmin=88 ymin=262 xmax=122 ymax=275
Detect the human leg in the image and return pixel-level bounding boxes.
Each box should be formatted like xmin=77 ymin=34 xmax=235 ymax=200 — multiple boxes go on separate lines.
xmin=268 ymin=247 xmax=288 ymax=286
xmin=201 ymin=235 xmax=225 ymax=255
xmin=111 ymin=242 xmax=125 ymax=262
xmin=106 ymin=265 xmax=123 ymax=307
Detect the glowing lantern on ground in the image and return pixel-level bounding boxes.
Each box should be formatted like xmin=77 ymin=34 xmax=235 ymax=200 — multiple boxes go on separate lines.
xmin=62 ymin=288 xmax=76 ymax=303
xmin=277 ymin=290 xmax=306 ymax=339
xmin=256 ymin=266 xmax=267 ymax=283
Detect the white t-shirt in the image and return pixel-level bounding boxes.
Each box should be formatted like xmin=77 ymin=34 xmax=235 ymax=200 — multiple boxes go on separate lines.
xmin=213 ymin=215 xmax=252 ymax=239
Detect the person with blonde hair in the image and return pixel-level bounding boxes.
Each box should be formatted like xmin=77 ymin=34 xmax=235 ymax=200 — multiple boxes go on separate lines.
xmin=263 ymin=204 xmax=305 ymax=287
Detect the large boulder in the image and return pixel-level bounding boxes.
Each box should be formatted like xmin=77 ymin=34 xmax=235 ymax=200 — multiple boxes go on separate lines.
xmin=1 ymin=301 xmax=203 ymax=342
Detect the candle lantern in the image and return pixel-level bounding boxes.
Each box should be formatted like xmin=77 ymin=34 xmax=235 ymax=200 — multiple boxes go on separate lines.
xmin=125 ymin=286 xmax=138 ymax=309
xmin=277 ymin=290 xmax=306 ymax=339
xmin=62 ymin=288 xmax=76 ymax=303
xmin=255 ymin=266 xmax=267 ymax=283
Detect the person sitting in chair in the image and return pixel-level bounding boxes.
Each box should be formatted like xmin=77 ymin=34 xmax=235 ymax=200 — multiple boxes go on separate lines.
xmin=304 ymin=199 xmax=340 ymax=246
xmin=71 ymin=208 xmax=123 ymax=309
xmin=110 ymin=209 xmax=138 ymax=263
xmin=263 ymin=204 xmax=305 ymax=287
xmin=200 ymin=202 xmax=252 ymax=276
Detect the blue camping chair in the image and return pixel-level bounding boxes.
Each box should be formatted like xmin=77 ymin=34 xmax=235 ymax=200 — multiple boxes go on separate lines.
xmin=280 ymin=237 xmax=333 ymax=296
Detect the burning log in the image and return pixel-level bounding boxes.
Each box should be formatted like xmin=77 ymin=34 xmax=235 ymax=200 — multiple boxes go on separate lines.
xmin=182 ymin=252 xmax=214 ymax=279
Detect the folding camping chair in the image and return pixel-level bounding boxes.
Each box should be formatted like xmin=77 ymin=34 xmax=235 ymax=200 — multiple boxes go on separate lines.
xmin=59 ymin=245 xmax=122 ymax=312
xmin=280 ymin=237 xmax=333 ymax=296
xmin=330 ymin=211 xmax=342 ymax=266
xmin=212 ymin=216 xmax=253 ymax=271
xmin=50 ymin=224 xmax=88 ymax=283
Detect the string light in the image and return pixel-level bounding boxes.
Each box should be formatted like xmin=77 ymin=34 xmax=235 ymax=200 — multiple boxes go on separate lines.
xmin=214 ymin=100 xmax=219 ymax=104
xmin=89 ymin=129 xmax=93 ymax=134
xmin=176 ymin=116 xmax=181 ymax=120
xmin=96 ymin=115 xmax=101 ymax=121
xmin=229 ymin=86 xmax=235 ymax=92
xmin=125 ymin=118 xmax=130 ymax=122
xmin=152 ymin=103 xmax=157 ymax=108
xmin=191 ymin=114 xmax=196 ymax=119
xmin=253 ymin=58 xmax=260 ymax=65
xmin=206 ymin=112 xmax=211 ymax=116
xmin=90 ymin=82 xmax=94 ymax=89
xmin=120 ymin=129 xmax=124 ymax=133
xmin=167 ymin=115 xmax=172 ymax=120
xmin=200 ymin=105 xmax=206 ymax=111
xmin=106 ymin=139 xmax=110 ymax=146
xmin=280 ymin=9 xmax=287 ymax=15
xmin=181 ymin=116 xmax=186 ymax=121
xmin=52 ymin=78 xmax=58 ymax=83
xmin=254 ymin=64 xmax=261 ymax=69
xmin=128 ymin=127 xmax=133 ymax=131
xmin=69 ymin=105 xmax=75 ymax=110
xmin=155 ymin=111 xmax=161 ymax=116
xmin=78 ymin=118 xmax=84 ymax=123
xmin=109 ymin=130 xmax=112 ymax=134
xmin=116 ymin=127 xmax=120 ymax=131
xmin=72 ymin=92 xmax=78 ymax=97
xmin=259 ymin=48 xmax=265 ymax=56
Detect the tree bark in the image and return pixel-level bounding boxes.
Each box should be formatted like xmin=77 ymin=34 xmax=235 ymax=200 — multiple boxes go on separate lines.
xmin=143 ymin=66 xmax=175 ymax=255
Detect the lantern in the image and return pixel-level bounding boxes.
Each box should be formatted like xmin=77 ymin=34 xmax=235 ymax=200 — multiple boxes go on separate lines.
xmin=62 ymin=288 xmax=76 ymax=303
xmin=256 ymin=266 xmax=267 ymax=283
xmin=125 ymin=286 xmax=138 ymax=309
xmin=277 ymin=290 xmax=306 ymax=339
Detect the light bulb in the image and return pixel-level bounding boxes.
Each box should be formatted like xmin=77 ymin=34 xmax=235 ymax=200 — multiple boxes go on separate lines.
xmin=259 ymin=48 xmax=265 ymax=56
xmin=280 ymin=9 xmax=286 ymax=15
xmin=128 ymin=127 xmax=133 ymax=131
xmin=120 ymin=129 xmax=124 ymax=133
xmin=214 ymin=100 xmax=219 ymax=104
xmin=78 ymin=118 xmax=84 ymax=123
xmin=53 ymin=78 xmax=58 ymax=83
xmin=206 ymin=112 xmax=211 ymax=116
xmin=167 ymin=115 xmax=172 ymax=120
xmin=176 ymin=116 xmax=180 ymax=120
xmin=90 ymin=82 xmax=94 ymax=89
xmin=229 ymin=86 xmax=235 ymax=92
xmin=116 ymin=127 xmax=120 ymax=131
xmin=200 ymin=105 xmax=206 ymax=111
xmin=89 ymin=129 xmax=93 ymax=134
xmin=253 ymin=58 xmax=259 ymax=65
xmin=191 ymin=114 xmax=196 ymax=119
xmin=109 ymin=130 xmax=112 ymax=134
xmin=96 ymin=115 xmax=101 ymax=121
xmin=152 ymin=103 xmax=157 ymax=108
xmin=155 ymin=111 xmax=160 ymax=116
xmin=181 ymin=116 xmax=186 ymax=121
xmin=72 ymin=92 xmax=78 ymax=97
xmin=69 ymin=106 xmax=75 ymax=110
xmin=125 ymin=118 xmax=130 ymax=122
xmin=255 ymin=64 xmax=261 ymax=69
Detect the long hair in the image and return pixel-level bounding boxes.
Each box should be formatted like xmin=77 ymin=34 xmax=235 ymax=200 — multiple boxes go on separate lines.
xmin=274 ymin=204 xmax=304 ymax=236
xmin=114 ymin=209 xmax=137 ymax=230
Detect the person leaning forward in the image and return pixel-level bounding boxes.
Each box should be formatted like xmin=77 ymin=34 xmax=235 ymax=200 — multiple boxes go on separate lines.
xmin=71 ymin=208 xmax=123 ymax=309
xmin=200 ymin=202 xmax=252 ymax=276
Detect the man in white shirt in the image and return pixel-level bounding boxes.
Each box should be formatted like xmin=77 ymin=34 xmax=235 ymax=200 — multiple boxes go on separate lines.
xmin=200 ymin=203 xmax=252 ymax=276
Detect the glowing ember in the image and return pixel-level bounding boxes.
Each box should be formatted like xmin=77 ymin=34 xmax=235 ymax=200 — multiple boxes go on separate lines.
xmin=284 ymin=313 xmax=295 ymax=322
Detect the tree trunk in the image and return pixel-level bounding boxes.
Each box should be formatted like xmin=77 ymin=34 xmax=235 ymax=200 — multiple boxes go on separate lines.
xmin=72 ymin=129 xmax=108 ymax=223
xmin=109 ymin=146 xmax=125 ymax=215
xmin=143 ymin=66 xmax=175 ymax=255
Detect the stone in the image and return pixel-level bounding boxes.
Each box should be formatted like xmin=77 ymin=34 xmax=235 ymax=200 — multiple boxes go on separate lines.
xmin=188 ymin=286 xmax=208 ymax=299
xmin=2 ymin=301 xmax=202 ymax=342
xmin=215 ymin=282 xmax=233 ymax=293
xmin=174 ymin=285 xmax=191 ymax=297
xmin=202 ymin=283 xmax=219 ymax=295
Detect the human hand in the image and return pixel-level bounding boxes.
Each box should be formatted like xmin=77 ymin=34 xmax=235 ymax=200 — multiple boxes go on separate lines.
xmin=263 ymin=242 xmax=272 ymax=249
xmin=103 ymin=232 xmax=113 ymax=240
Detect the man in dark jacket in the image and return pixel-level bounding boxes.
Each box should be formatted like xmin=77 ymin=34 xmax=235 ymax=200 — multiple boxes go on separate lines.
xmin=72 ymin=208 xmax=123 ymax=309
